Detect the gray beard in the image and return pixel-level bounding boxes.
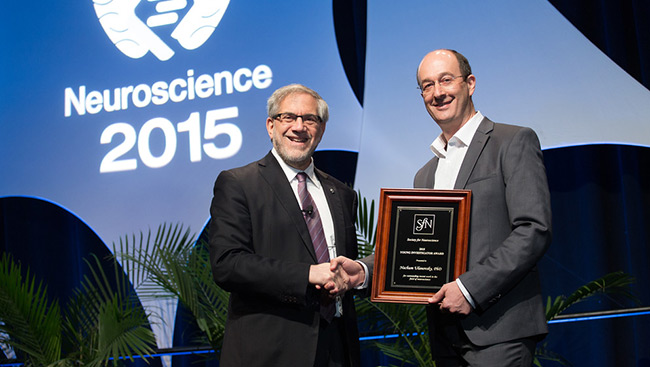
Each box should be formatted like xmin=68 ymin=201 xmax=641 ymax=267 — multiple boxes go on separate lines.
xmin=273 ymin=140 xmax=315 ymax=169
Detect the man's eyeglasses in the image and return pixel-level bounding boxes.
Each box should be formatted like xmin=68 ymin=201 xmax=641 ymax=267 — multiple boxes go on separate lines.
xmin=272 ymin=112 xmax=322 ymax=126
xmin=418 ymin=75 xmax=465 ymax=95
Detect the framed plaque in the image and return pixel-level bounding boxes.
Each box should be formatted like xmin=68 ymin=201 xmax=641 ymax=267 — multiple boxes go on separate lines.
xmin=371 ymin=189 xmax=471 ymax=304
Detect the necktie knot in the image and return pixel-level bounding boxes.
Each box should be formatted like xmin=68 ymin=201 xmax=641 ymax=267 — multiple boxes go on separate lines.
xmin=296 ymin=172 xmax=307 ymax=183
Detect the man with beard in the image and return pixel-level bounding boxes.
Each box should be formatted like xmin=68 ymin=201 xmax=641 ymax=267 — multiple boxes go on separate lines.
xmin=209 ymin=84 xmax=361 ymax=367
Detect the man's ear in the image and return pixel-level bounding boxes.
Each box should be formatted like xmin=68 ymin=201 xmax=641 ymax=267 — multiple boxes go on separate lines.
xmin=266 ymin=117 xmax=274 ymax=140
xmin=466 ymin=74 xmax=476 ymax=97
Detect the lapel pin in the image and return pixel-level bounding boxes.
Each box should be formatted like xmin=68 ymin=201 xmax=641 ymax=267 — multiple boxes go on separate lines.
xmin=330 ymin=188 xmax=335 ymax=194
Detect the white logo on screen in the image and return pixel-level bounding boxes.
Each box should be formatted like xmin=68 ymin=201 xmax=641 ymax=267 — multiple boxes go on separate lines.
xmin=93 ymin=0 xmax=229 ymax=61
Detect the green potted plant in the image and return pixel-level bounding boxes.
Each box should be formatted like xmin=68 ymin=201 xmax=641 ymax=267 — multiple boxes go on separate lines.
xmin=112 ymin=223 xmax=229 ymax=356
xmin=0 ymin=252 xmax=156 ymax=367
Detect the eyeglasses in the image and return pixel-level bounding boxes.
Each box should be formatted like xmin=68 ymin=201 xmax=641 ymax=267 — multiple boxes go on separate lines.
xmin=272 ymin=112 xmax=322 ymax=126
xmin=418 ymin=75 xmax=465 ymax=95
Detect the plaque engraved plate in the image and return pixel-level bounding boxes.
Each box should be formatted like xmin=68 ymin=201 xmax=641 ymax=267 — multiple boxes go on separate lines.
xmin=371 ymin=189 xmax=470 ymax=304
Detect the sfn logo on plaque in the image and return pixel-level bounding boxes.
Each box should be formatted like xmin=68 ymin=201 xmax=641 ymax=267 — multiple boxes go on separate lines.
xmin=413 ymin=214 xmax=435 ymax=235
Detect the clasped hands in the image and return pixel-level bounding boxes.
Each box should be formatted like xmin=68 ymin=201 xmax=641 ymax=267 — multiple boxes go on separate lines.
xmin=308 ymin=257 xmax=472 ymax=316
xmin=309 ymin=256 xmax=364 ymax=299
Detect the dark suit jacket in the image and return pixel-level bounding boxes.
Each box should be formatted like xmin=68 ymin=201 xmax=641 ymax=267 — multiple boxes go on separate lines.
xmin=209 ymin=152 xmax=360 ymax=366
xmin=414 ymin=117 xmax=552 ymax=346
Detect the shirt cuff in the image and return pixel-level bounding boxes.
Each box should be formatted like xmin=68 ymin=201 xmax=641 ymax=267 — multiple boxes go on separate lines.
xmin=455 ymin=278 xmax=476 ymax=309
xmin=354 ymin=260 xmax=369 ymax=289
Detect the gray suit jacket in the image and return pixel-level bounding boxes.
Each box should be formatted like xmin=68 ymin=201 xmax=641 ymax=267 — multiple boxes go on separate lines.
xmin=209 ymin=152 xmax=360 ymax=366
xmin=414 ymin=117 xmax=552 ymax=346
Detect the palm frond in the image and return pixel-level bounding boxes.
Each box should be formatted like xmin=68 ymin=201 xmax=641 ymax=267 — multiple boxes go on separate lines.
xmin=91 ymin=296 xmax=156 ymax=367
xmin=114 ymin=223 xmax=194 ymax=296
xmin=374 ymin=342 xmax=418 ymax=367
xmin=356 ymin=298 xmax=430 ymax=367
xmin=0 ymin=253 xmax=62 ymax=366
xmin=534 ymin=342 xmax=572 ymax=366
xmin=63 ymin=254 xmax=156 ymax=366
xmin=545 ymin=271 xmax=637 ymax=320
xmin=355 ymin=190 xmax=376 ymax=258
xmin=185 ymin=238 xmax=229 ymax=346
xmin=114 ymin=223 xmax=229 ymax=349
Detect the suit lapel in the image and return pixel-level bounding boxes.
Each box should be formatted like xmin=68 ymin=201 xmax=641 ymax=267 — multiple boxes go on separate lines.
xmin=454 ymin=117 xmax=493 ymax=189
xmin=257 ymin=152 xmax=318 ymax=261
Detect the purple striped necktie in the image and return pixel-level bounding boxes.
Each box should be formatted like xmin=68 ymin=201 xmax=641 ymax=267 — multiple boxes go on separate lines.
xmin=296 ymin=172 xmax=335 ymax=322
xmin=296 ymin=172 xmax=330 ymax=263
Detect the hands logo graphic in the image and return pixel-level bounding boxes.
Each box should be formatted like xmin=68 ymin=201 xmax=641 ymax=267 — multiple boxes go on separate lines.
xmin=93 ymin=0 xmax=230 ymax=61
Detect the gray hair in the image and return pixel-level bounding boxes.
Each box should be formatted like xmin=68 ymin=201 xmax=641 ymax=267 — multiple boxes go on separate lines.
xmin=267 ymin=84 xmax=329 ymax=123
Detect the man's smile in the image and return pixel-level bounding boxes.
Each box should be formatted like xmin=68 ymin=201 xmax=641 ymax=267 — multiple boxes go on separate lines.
xmin=287 ymin=136 xmax=309 ymax=144
xmin=433 ymin=98 xmax=452 ymax=109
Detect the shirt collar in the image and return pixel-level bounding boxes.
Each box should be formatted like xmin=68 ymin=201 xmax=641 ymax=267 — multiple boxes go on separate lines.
xmin=430 ymin=111 xmax=484 ymax=158
xmin=271 ymin=148 xmax=320 ymax=188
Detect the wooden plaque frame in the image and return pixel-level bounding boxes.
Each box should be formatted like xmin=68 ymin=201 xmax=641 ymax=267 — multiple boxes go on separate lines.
xmin=371 ymin=189 xmax=471 ymax=304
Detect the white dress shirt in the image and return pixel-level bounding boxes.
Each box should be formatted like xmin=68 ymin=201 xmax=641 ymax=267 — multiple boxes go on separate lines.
xmin=429 ymin=111 xmax=484 ymax=309
xmin=271 ymin=148 xmax=342 ymax=315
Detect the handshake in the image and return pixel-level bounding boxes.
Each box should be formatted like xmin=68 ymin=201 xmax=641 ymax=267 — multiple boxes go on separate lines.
xmin=309 ymin=256 xmax=367 ymax=298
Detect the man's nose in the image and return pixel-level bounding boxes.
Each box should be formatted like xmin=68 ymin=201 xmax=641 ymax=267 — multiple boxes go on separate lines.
xmin=432 ymin=83 xmax=446 ymax=98
xmin=291 ymin=116 xmax=307 ymax=130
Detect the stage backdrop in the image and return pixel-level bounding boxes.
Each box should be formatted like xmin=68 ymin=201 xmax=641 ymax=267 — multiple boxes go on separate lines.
xmin=353 ymin=1 xmax=650 ymax=365
xmin=355 ymin=0 xmax=650 ymax=198
xmin=0 ymin=0 xmax=362 ymax=248
xmin=0 ymin=0 xmax=362 ymax=355
xmin=3 ymin=1 xmax=650 ymax=365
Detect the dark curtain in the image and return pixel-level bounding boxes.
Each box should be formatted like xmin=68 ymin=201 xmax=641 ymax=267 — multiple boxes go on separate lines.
xmin=548 ymin=0 xmax=650 ymax=90
xmin=540 ymin=145 xmax=650 ymax=366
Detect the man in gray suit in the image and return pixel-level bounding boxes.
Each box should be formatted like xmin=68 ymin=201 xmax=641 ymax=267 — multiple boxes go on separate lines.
xmin=331 ymin=49 xmax=552 ymax=366
xmin=414 ymin=49 xmax=552 ymax=366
